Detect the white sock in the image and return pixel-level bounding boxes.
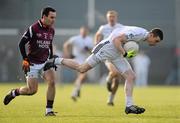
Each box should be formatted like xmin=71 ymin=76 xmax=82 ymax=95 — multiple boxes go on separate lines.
xmin=126 ymin=96 xmax=134 ymax=107
xmin=107 ymin=93 xmax=114 ymax=103
xmin=46 ymin=108 xmax=53 ymax=113
xmin=76 ymin=83 xmax=81 ymax=91
xmin=106 ymin=76 xmax=112 ymax=83
xmin=54 ymin=58 xmax=63 ymax=65
xmin=72 ymin=83 xmax=81 ymax=97
xmin=12 ymin=90 xmax=16 ymax=97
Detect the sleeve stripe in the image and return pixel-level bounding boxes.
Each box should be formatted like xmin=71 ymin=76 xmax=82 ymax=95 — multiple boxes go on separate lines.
xmin=29 ymin=26 xmax=33 ymax=38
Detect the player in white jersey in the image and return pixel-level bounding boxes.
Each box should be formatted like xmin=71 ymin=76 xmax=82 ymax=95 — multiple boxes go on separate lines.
xmin=94 ymin=10 xmax=124 ymax=106
xmin=44 ymin=26 xmax=163 ymax=114
xmin=63 ymin=26 xmax=93 ymax=101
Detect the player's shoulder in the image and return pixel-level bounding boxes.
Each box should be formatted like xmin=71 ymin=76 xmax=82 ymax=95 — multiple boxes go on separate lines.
xmin=111 ymin=27 xmax=124 ymax=34
xmin=73 ymin=35 xmax=81 ymax=39
xmin=129 ymin=26 xmax=147 ymax=32
xmin=31 ymin=20 xmax=40 ymax=29
xmin=29 ymin=20 xmax=42 ymax=33
xmin=124 ymin=26 xmax=149 ymax=41
xmin=69 ymin=35 xmax=80 ymax=41
xmin=115 ymin=23 xmax=124 ymax=28
xmin=99 ymin=24 xmax=110 ymax=30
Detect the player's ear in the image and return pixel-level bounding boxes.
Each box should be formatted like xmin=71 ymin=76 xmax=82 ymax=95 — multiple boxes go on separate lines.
xmin=149 ymin=32 xmax=154 ymax=37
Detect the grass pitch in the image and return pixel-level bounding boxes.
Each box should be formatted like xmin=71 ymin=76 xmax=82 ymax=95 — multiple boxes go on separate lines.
xmin=0 ymin=83 xmax=180 ymax=123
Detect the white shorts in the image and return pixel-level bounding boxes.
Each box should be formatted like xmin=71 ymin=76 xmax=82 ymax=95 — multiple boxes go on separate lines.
xmin=86 ymin=53 xmax=132 ymax=74
xmin=26 ymin=63 xmax=45 ymax=79
xmin=87 ymin=40 xmax=132 ymax=73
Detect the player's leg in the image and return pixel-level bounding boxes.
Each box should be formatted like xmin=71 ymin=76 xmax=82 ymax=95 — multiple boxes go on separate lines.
xmin=105 ymin=61 xmax=119 ymax=92
xmin=105 ymin=62 xmax=120 ymax=106
xmin=69 ymin=54 xmax=101 ymax=100
xmin=107 ymin=77 xmax=120 ymax=106
xmin=111 ymin=58 xmax=145 ymax=114
xmin=62 ymin=59 xmax=93 ymax=73
xmin=49 ymin=57 xmax=92 ymax=73
xmin=4 ymin=69 xmax=39 ymax=105
xmin=71 ymin=72 xmax=87 ymax=101
xmin=45 ymin=54 xmax=101 ymax=73
xmin=43 ymin=69 xmax=56 ymax=116
xmin=122 ymin=70 xmax=145 ymax=114
xmin=122 ymin=69 xmax=135 ymax=106
xmin=18 ymin=78 xmax=38 ymax=95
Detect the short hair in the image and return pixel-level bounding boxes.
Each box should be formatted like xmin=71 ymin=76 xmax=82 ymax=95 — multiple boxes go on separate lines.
xmin=150 ymin=28 xmax=163 ymax=40
xmin=106 ymin=10 xmax=118 ymax=17
xmin=41 ymin=6 xmax=56 ymax=18
xmin=80 ymin=26 xmax=89 ymax=30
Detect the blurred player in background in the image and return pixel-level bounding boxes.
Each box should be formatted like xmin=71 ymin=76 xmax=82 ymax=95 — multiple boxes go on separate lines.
xmin=94 ymin=10 xmax=124 ymax=106
xmin=45 ymin=26 xmax=163 ymax=114
xmin=132 ymin=51 xmax=151 ymax=87
xmin=3 ymin=7 xmax=57 ymax=116
xmin=63 ymin=26 xmax=93 ymax=101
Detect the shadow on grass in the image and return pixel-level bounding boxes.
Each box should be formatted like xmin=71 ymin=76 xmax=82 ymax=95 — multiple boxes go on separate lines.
xmin=0 ymin=114 xmax=179 ymax=120
xmin=126 ymin=114 xmax=180 ymax=120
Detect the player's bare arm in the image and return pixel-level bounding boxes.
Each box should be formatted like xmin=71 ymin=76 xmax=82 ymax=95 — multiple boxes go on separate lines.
xmin=63 ymin=41 xmax=73 ymax=58
xmin=113 ymin=34 xmax=127 ymax=56
xmin=94 ymin=31 xmax=103 ymax=45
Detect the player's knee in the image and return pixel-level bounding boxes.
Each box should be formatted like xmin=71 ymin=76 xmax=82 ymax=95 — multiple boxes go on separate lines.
xmin=79 ymin=69 xmax=87 ymax=73
xmin=127 ymin=72 xmax=136 ymax=82
xmin=109 ymin=71 xmax=119 ymax=78
xmin=78 ymin=66 xmax=88 ymax=73
xmin=114 ymin=78 xmax=119 ymax=86
xmin=28 ymin=88 xmax=38 ymax=95
xmin=48 ymin=80 xmax=56 ymax=87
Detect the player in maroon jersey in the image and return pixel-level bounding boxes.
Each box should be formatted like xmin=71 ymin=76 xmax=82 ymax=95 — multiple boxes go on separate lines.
xmin=3 ymin=7 xmax=57 ymax=116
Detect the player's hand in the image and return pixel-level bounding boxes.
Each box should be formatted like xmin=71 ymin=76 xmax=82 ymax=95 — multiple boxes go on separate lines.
xmin=84 ymin=46 xmax=90 ymax=51
xmin=84 ymin=46 xmax=91 ymax=54
xmin=22 ymin=58 xmax=30 ymax=75
xmin=70 ymin=54 xmax=75 ymax=59
xmin=123 ymin=50 xmax=137 ymax=58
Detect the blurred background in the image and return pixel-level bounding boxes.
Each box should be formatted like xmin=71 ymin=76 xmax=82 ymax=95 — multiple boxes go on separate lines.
xmin=0 ymin=0 xmax=179 ymax=85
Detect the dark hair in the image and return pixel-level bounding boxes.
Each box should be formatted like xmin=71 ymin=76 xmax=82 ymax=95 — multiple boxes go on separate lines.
xmin=151 ymin=28 xmax=163 ymax=40
xmin=41 ymin=6 xmax=56 ymax=18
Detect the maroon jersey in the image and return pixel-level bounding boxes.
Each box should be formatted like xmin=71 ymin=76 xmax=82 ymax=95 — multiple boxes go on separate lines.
xmin=19 ymin=20 xmax=55 ymax=64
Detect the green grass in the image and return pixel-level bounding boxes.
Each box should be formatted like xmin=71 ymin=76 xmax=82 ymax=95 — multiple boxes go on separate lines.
xmin=0 ymin=83 xmax=180 ymax=123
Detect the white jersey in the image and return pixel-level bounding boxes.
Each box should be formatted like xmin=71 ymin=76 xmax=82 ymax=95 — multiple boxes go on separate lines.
xmin=108 ymin=26 xmax=149 ymax=43
xmin=68 ymin=35 xmax=93 ymax=63
xmin=98 ymin=23 xmax=124 ymax=39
